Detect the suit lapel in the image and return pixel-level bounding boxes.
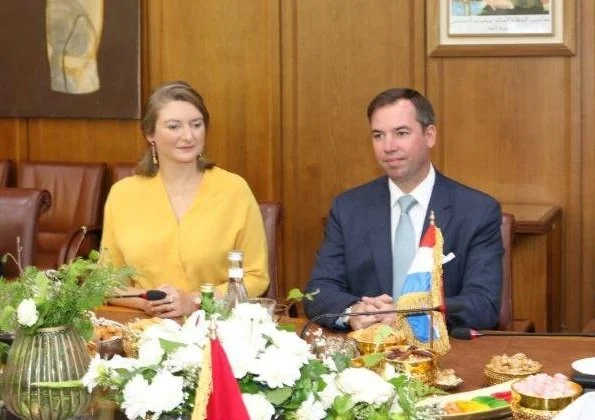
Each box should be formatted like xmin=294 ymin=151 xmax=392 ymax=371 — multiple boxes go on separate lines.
xmin=367 ymin=178 xmax=393 ymax=294
xmin=423 ymin=171 xmax=453 ymax=235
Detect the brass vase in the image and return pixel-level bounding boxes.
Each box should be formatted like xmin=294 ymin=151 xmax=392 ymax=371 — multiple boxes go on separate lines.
xmin=1 ymin=325 xmax=91 ymax=420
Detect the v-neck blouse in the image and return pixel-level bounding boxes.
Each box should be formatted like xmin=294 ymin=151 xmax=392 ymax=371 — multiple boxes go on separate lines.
xmin=101 ymin=167 xmax=269 ymax=297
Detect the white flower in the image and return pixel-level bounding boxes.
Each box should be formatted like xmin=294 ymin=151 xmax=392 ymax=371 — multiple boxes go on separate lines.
xmin=295 ymin=393 xmax=326 ymax=420
xmin=322 ymin=357 xmax=337 ymax=372
xmin=81 ymin=353 xmax=110 ymax=392
xmin=335 ymin=368 xmax=395 ymax=405
xmin=16 ymin=298 xmax=39 ymax=327
xmin=217 ymin=320 xmax=267 ymax=378
xmin=121 ymin=374 xmax=151 ymax=419
xmin=268 ymin=329 xmax=313 ymax=365
xmin=249 ymin=347 xmax=302 ymax=388
xmin=231 ymin=303 xmax=272 ymax=324
xmin=318 ymin=373 xmax=340 ymax=409
xmin=146 ymin=370 xmax=185 ymax=417
xmin=242 ymin=393 xmax=275 ymax=420
xmin=105 ymin=354 xmax=138 ymax=372
xmin=137 ymin=339 xmax=165 ymax=367
xmin=164 ymin=344 xmax=203 ymax=373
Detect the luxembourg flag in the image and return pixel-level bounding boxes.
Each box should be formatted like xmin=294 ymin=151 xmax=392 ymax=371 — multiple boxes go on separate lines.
xmin=395 ymin=217 xmax=451 ymax=355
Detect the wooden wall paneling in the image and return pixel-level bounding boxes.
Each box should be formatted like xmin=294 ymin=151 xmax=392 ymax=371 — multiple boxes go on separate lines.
xmin=148 ymin=0 xmax=280 ymax=201
xmin=0 ymin=119 xmax=28 ymax=161
xmin=280 ymin=0 xmax=426 ymax=297
xmin=427 ymin=54 xmax=581 ymax=329
xmin=580 ymin=0 xmax=595 ymax=325
xmin=26 ymin=119 xmax=143 ymax=164
xmin=564 ymin=0 xmax=583 ymax=331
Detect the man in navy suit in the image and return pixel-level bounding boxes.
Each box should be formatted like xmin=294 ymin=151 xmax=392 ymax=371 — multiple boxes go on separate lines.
xmin=304 ymin=88 xmax=503 ymax=331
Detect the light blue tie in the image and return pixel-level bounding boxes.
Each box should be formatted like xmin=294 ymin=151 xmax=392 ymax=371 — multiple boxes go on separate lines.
xmin=393 ymin=195 xmax=417 ymax=299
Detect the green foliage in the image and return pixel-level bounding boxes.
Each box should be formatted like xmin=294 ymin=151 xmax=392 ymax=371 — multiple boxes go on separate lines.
xmin=0 ymin=253 xmax=132 ymax=339
xmin=287 ymin=288 xmax=319 ymax=303
xmin=389 ymin=375 xmax=445 ymax=419
xmin=0 ymin=341 xmax=9 ymax=364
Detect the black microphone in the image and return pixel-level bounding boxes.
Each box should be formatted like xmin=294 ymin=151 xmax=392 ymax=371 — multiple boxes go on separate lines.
xmin=110 ymin=290 xmax=167 ymax=301
xmin=300 ymin=305 xmax=445 ymax=339
xmin=450 ymin=327 xmax=595 ymax=340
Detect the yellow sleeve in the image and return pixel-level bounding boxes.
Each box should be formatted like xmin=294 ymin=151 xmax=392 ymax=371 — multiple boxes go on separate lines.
xmin=214 ymin=182 xmax=270 ymax=298
xmin=99 ymin=187 xmax=125 ymax=269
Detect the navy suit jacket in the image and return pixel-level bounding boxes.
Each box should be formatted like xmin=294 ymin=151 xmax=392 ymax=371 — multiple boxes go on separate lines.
xmin=304 ymin=171 xmax=503 ymax=330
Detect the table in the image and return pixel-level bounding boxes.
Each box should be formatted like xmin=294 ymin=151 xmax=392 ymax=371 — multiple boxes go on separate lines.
xmin=94 ymin=306 xmax=594 ymax=392
xmin=6 ymin=306 xmax=591 ymax=419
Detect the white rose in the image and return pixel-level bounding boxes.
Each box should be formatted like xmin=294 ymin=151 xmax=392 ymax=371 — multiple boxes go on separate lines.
xmin=241 ymin=393 xmax=275 ymax=420
xmin=296 ymin=393 xmax=326 ymax=420
xmin=164 ymin=344 xmax=203 ymax=373
xmin=249 ymin=347 xmax=302 ymax=388
xmin=318 ymin=373 xmax=340 ymax=409
xmin=146 ymin=370 xmax=185 ymax=417
xmin=137 ymin=339 xmax=165 ymax=367
xmin=17 ymin=298 xmax=39 ymax=327
xmin=121 ymin=374 xmax=151 ymax=419
xmin=81 ymin=353 xmax=109 ymax=392
xmin=335 ymin=368 xmax=395 ymax=405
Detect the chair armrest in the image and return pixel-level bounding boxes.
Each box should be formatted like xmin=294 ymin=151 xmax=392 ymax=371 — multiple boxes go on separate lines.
xmin=57 ymin=225 xmax=103 ymax=266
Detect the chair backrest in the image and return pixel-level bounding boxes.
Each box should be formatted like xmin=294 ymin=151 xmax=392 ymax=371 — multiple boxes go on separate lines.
xmin=112 ymin=163 xmax=135 ymax=184
xmin=0 ymin=188 xmax=52 ymax=278
xmin=498 ymin=212 xmax=515 ymax=331
xmin=18 ymin=161 xmax=107 ymax=268
xmin=0 ymin=159 xmax=14 ymax=187
xmin=258 ymin=202 xmax=282 ymax=299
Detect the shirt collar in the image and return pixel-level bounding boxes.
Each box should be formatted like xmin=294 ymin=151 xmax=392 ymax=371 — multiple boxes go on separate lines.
xmin=388 ymin=164 xmax=435 ymax=212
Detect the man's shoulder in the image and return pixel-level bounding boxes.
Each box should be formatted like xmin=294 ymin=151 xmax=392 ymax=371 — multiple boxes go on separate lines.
xmin=334 ymin=176 xmax=387 ymax=203
xmin=438 ymin=172 xmax=500 ymax=208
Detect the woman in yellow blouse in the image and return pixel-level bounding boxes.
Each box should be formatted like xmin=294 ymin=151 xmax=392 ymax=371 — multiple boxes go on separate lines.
xmin=101 ymin=81 xmax=269 ymax=317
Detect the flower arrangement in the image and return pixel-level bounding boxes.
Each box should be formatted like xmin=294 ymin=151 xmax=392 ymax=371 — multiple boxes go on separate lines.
xmin=0 ymin=250 xmax=132 ymax=340
xmin=83 ymin=303 xmax=443 ymax=419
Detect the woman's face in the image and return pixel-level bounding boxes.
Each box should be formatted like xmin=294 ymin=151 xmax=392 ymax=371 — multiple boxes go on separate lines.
xmin=148 ymin=100 xmax=206 ymax=167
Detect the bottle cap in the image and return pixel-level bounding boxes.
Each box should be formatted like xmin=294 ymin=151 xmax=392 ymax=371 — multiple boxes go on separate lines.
xmin=227 ymin=250 xmax=243 ymax=261
xmin=200 ymin=283 xmax=215 ymax=293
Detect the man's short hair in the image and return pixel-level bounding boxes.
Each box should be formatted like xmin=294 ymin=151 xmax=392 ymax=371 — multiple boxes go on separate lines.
xmin=367 ymin=88 xmax=436 ymax=129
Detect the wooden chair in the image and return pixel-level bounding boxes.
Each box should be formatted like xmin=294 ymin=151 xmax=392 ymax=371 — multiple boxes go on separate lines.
xmin=0 ymin=188 xmax=52 ymax=278
xmin=18 ymin=161 xmax=107 ymax=268
xmin=258 ymin=202 xmax=283 ymax=300
xmin=499 ymin=212 xmax=534 ymax=332
xmin=0 ymin=159 xmax=14 ymax=187
xmin=111 ymin=162 xmax=135 ymax=183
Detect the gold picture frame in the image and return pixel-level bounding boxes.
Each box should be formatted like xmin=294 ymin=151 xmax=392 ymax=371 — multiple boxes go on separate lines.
xmin=427 ymin=0 xmax=576 ymax=57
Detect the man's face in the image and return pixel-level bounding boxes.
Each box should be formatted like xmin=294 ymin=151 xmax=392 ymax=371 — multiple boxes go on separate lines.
xmin=370 ymin=99 xmax=436 ymax=192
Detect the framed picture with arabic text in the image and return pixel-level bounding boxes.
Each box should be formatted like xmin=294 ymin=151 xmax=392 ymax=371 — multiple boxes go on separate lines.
xmin=427 ymin=0 xmax=576 ymax=57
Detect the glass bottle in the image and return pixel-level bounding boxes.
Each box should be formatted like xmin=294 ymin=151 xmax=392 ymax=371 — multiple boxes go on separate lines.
xmin=200 ymin=283 xmax=216 ymax=318
xmin=225 ymin=250 xmax=248 ymax=310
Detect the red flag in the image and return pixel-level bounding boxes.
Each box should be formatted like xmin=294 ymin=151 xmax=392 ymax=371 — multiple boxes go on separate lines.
xmin=206 ymin=338 xmax=250 ymax=420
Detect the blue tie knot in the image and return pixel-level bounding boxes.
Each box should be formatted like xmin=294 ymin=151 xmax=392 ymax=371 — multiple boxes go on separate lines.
xmin=398 ymin=195 xmax=416 ymax=214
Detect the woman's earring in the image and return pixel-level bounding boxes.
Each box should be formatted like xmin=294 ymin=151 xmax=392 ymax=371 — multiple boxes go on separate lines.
xmin=151 ymin=143 xmax=158 ymax=165
xmin=197 ymin=152 xmax=203 ymax=160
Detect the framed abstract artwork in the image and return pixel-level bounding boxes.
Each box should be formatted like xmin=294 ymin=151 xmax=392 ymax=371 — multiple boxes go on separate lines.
xmin=427 ymin=0 xmax=576 ymax=57
xmin=0 ymin=0 xmax=140 ymax=118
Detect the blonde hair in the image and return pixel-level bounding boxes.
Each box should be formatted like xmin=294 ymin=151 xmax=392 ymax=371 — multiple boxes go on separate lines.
xmin=136 ymin=81 xmax=215 ymax=177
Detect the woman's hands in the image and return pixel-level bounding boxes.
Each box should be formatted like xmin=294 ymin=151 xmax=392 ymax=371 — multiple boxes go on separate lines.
xmin=145 ymin=285 xmax=197 ymax=318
